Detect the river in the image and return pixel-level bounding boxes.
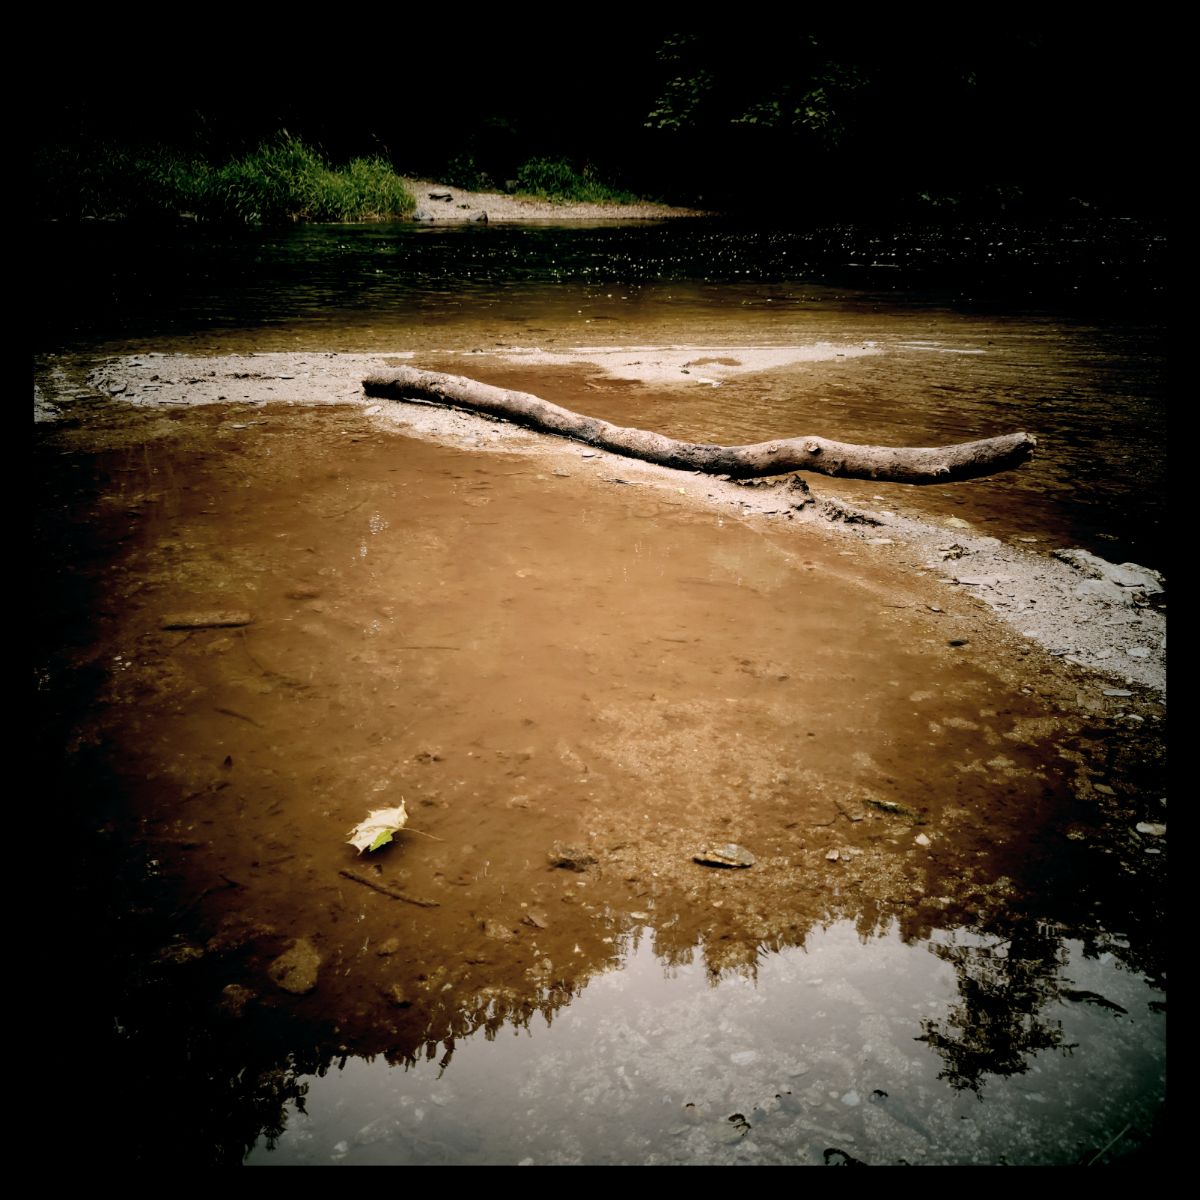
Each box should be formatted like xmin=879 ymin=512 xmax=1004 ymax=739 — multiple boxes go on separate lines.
xmin=34 ymin=217 xmax=1165 ymax=1166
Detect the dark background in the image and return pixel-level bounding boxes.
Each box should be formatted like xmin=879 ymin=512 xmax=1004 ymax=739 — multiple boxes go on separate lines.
xmin=34 ymin=20 xmax=1169 ymax=217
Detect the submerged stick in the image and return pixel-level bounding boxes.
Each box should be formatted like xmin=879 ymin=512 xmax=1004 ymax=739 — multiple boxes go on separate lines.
xmin=339 ymin=868 xmax=439 ymax=908
xmin=362 ymin=366 xmax=1036 ymax=484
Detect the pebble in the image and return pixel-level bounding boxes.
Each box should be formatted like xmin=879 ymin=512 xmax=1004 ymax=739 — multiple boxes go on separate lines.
xmin=1103 ymin=689 xmax=1133 ymax=697
xmin=267 ymin=938 xmax=321 ymax=995
xmin=1135 ymin=822 xmax=1166 ymax=837
xmin=914 ymin=833 xmax=932 ymax=847
xmin=694 ymin=844 xmax=756 ymax=868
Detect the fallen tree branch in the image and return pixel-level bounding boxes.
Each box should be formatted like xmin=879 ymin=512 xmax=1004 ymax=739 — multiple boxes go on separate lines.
xmin=362 ymin=366 xmax=1036 ymax=484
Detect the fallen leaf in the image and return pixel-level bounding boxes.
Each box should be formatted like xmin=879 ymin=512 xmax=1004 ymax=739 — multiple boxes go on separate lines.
xmin=347 ymin=802 xmax=409 ymax=854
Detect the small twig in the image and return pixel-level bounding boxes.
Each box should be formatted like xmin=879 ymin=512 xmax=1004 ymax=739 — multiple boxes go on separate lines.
xmin=320 ymin=496 xmax=370 ymax=520
xmin=170 ymin=874 xmax=240 ymax=920
xmin=1086 ymin=1123 xmax=1131 ymax=1166
xmin=339 ymin=868 xmax=439 ymax=907
xmin=405 ymin=827 xmax=446 ymax=842
xmin=214 ymin=706 xmax=263 ymax=727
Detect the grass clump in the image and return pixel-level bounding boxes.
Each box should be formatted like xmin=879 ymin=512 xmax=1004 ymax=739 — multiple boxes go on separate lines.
xmin=37 ymin=134 xmax=416 ymax=224
xmin=514 ymin=157 xmax=640 ymax=205
xmin=212 ymin=136 xmax=415 ymax=223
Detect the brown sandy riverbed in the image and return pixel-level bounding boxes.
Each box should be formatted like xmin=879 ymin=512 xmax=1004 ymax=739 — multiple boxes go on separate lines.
xmin=34 ymin=349 xmax=1165 ymax=1160
xmin=62 ymin=349 xmax=1165 ymax=695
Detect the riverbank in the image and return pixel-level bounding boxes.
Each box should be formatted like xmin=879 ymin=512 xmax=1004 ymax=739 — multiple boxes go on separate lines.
xmin=401 ymin=176 xmax=709 ymax=223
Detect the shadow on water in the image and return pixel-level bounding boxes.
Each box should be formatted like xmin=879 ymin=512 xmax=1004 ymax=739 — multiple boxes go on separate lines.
xmin=35 ymin=388 xmax=1164 ymax=1165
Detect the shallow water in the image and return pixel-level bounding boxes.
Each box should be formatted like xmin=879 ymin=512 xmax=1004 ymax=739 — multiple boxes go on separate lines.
xmin=246 ymin=926 xmax=1165 ymax=1167
xmin=37 ymin=400 xmax=1165 ymax=1165
xmin=35 ymin=219 xmax=1166 ymax=1166
xmin=39 ymin=218 xmax=1166 ymax=569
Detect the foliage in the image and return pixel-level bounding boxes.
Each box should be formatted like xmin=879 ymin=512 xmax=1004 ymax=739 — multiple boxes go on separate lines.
xmin=514 ymin=157 xmax=639 ymax=205
xmin=442 ymin=151 xmax=496 ymax=193
xmin=36 ymin=134 xmax=415 ymax=224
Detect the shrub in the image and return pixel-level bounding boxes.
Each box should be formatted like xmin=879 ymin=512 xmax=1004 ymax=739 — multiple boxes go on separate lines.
xmin=36 ymin=134 xmax=416 ymax=224
xmin=513 ymin=157 xmax=639 ymax=204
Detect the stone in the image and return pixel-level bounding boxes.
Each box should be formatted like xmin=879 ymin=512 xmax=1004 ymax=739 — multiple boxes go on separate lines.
xmin=914 ymin=833 xmax=932 ymax=847
xmin=155 ymin=942 xmax=205 ymax=967
xmin=376 ymin=937 xmax=402 ymax=956
xmin=1135 ymin=822 xmax=1166 ymax=837
xmin=268 ymin=938 xmax=321 ymax=995
xmin=381 ymin=983 xmax=412 ymax=1007
xmin=787 ymin=476 xmax=813 ymax=509
xmin=483 ymin=919 xmax=516 ymax=942
xmin=219 ymin=984 xmax=255 ymax=1017
xmin=1053 ymin=548 xmax=1165 ymax=593
xmin=522 ymin=909 xmax=549 ymax=930
xmin=548 ymin=844 xmax=597 ymax=871
xmin=160 ymin=610 xmax=253 ymax=630
xmin=693 ymin=843 xmax=756 ymax=868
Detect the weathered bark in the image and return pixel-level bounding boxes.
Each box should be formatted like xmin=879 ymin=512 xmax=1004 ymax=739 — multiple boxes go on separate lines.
xmin=362 ymin=366 xmax=1036 ymax=484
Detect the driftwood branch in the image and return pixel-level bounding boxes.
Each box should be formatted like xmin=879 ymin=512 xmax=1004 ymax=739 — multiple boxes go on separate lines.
xmin=362 ymin=367 xmax=1035 ymax=484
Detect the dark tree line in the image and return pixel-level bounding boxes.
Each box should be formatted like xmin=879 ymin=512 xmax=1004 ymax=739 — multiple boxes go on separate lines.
xmin=36 ymin=23 xmax=1166 ymax=218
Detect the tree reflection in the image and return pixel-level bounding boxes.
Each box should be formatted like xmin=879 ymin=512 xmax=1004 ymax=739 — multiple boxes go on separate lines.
xmin=916 ymin=922 xmax=1078 ymax=1094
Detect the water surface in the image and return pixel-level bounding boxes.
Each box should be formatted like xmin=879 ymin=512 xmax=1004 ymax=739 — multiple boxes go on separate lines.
xmin=35 ymin=218 xmax=1166 ymax=1166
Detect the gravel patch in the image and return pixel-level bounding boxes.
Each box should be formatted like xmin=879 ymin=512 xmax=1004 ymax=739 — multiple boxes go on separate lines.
xmin=401 ymin=177 xmax=707 ymax=224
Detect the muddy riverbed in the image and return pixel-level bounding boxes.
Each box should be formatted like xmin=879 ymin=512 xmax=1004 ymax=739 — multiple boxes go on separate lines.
xmin=36 ymin=358 xmax=1165 ymax=1165
xmin=34 ymin=219 xmax=1166 ymax=1165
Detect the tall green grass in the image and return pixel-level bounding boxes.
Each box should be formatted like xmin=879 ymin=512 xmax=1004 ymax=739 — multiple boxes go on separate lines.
xmin=36 ymin=134 xmax=416 ymax=224
xmin=513 ymin=157 xmax=641 ymax=205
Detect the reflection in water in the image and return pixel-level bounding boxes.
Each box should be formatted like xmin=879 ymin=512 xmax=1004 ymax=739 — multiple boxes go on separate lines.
xmin=238 ymin=924 xmax=1163 ymax=1166
xmin=919 ymin=926 xmax=1075 ymax=1094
